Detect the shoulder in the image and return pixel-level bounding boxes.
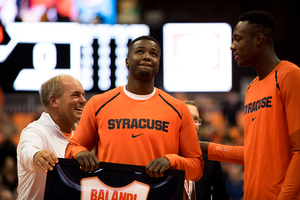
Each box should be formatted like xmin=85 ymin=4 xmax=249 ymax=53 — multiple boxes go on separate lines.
xmin=156 ymin=89 xmax=189 ymax=119
xmin=276 ymin=61 xmax=300 ymax=88
xmin=25 ymin=114 xmax=51 ymax=130
xmin=84 ymin=87 xmax=123 ymax=115
xmin=20 ymin=118 xmax=50 ymax=139
xmin=89 ymin=87 xmax=122 ymax=102
xmin=279 ymin=60 xmax=299 ymax=70
xmin=157 ymin=89 xmax=186 ymax=108
xmin=277 ymin=60 xmax=300 ymax=79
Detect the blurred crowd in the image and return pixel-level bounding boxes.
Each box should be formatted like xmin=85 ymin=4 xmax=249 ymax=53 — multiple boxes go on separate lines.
xmin=0 ymin=87 xmax=244 ymax=200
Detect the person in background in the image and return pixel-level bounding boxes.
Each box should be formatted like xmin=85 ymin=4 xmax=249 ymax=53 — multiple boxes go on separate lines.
xmin=224 ymin=164 xmax=244 ymax=200
xmin=16 ymin=74 xmax=86 ymax=200
xmin=200 ymin=10 xmax=300 ymax=199
xmin=184 ymin=101 xmax=229 ymax=200
xmin=65 ymin=35 xmax=204 ymax=182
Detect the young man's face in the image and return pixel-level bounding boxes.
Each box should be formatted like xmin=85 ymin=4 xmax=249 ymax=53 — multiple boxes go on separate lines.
xmin=126 ymin=39 xmax=161 ymax=81
xmin=230 ymin=21 xmax=259 ymax=67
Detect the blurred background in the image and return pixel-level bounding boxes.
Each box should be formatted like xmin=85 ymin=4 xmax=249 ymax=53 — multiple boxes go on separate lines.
xmin=1 ymin=0 xmax=299 ymax=199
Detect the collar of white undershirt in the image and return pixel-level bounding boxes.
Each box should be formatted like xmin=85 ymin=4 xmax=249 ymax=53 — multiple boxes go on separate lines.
xmin=123 ymin=85 xmax=156 ymax=100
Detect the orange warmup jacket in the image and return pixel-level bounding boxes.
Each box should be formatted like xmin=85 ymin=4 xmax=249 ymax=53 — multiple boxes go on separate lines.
xmin=208 ymin=61 xmax=300 ymax=200
xmin=65 ymin=86 xmax=204 ymax=181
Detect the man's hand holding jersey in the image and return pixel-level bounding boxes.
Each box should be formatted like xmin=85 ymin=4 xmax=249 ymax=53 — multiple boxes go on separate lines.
xmin=75 ymin=150 xmax=171 ymax=177
xmin=146 ymin=157 xmax=171 ymax=178
xmin=33 ymin=149 xmax=59 ymax=173
xmin=74 ymin=150 xmax=100 ymax=172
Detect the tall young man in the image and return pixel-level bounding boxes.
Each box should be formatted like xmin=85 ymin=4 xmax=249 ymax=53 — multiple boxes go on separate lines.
xmin=200 ymin=10 xmax=300 ymax=199
xmin=184 ymin=101 xmax=229 ymax=200
xmin=65 ymin=36 xmax=204 ymax=182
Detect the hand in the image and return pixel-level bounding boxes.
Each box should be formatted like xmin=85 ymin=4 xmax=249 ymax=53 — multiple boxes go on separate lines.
xmin=74 ymin=150 xmax=100 ymax=172
xmin=146 ymin=157 xmax=171 ymax=178
xmin=33 ymin=149 xmax=58 ymax=173
xmin=199 ymin=141 xmax=209 ymax=154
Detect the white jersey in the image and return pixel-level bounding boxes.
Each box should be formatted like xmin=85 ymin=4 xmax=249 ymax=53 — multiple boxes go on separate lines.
xmin=81 ymin=177 xmax=150 ymax=200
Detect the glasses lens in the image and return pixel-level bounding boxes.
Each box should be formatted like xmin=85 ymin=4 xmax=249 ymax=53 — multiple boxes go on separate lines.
xmin=194 ymin=119 xmax=202 ymax=125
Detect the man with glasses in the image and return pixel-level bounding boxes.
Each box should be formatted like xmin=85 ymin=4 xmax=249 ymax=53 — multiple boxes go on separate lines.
xmin=184 ymin=101 xmax=229 ymax=200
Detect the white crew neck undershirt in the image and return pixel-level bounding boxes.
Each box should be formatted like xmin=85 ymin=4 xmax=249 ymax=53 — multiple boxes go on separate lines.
xmin=123 ymin=85 xmax=156 ymax=100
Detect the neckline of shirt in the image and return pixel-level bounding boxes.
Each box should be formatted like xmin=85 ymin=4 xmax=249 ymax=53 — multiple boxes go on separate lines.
xmin=123 ymin=85 xmax=156 ymax=100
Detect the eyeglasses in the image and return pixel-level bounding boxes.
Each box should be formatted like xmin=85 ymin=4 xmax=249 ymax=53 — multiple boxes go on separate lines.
xmin=193 ymin=119 xmax=202 ymax=126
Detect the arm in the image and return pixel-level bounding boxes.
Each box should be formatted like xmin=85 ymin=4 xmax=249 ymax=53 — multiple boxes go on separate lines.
xmin=17 ymin=126 xmax=58 ymax=173
xmin=164 ymin=153 xmax=204 ymax=181
xmin=278 ymin=139 xmax=300 ymax=200
xmin=200 ymin=141 xmax=244 ymax=166
xmin=65 ymin=97 xmax=100 ymax=172
xmin=277 ymin=70 xmax=300 ymax=199
xmin=164 ymin=105 xmax=204 ymax=181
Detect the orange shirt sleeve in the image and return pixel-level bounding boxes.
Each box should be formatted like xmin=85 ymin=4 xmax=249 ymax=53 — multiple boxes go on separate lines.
xmin=65 ymin=96 xmax=99 ymax=159
xmin=278 ymin=130 xmax=300 ymax=200
xmin=165 ymin=102 xmax=204 ymax=181
xmin=277 ymin=69 xmax=300 ymax=200
xmin=278 ymin=151 xmax=300 ymax=200
xmin=208 ymin=143 xmax=244 ymax=166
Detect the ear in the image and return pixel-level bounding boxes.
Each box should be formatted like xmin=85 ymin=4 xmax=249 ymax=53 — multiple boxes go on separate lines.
xmin=125 ymin=57 xmax=129 ymax=69
xmin=49 ymin=95 xmax=58 ymax=108
xmin=256 ymin=33 xmax=264 ymax=45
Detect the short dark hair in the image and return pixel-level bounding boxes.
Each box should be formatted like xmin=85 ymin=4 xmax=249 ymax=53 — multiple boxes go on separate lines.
xmin=184 ymin=100 xmax=197 ymax=107
xmin=239 ymin=10 xmax=276 ymax=45
xmin=128 ymin=35 xmax=161 ymax=53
